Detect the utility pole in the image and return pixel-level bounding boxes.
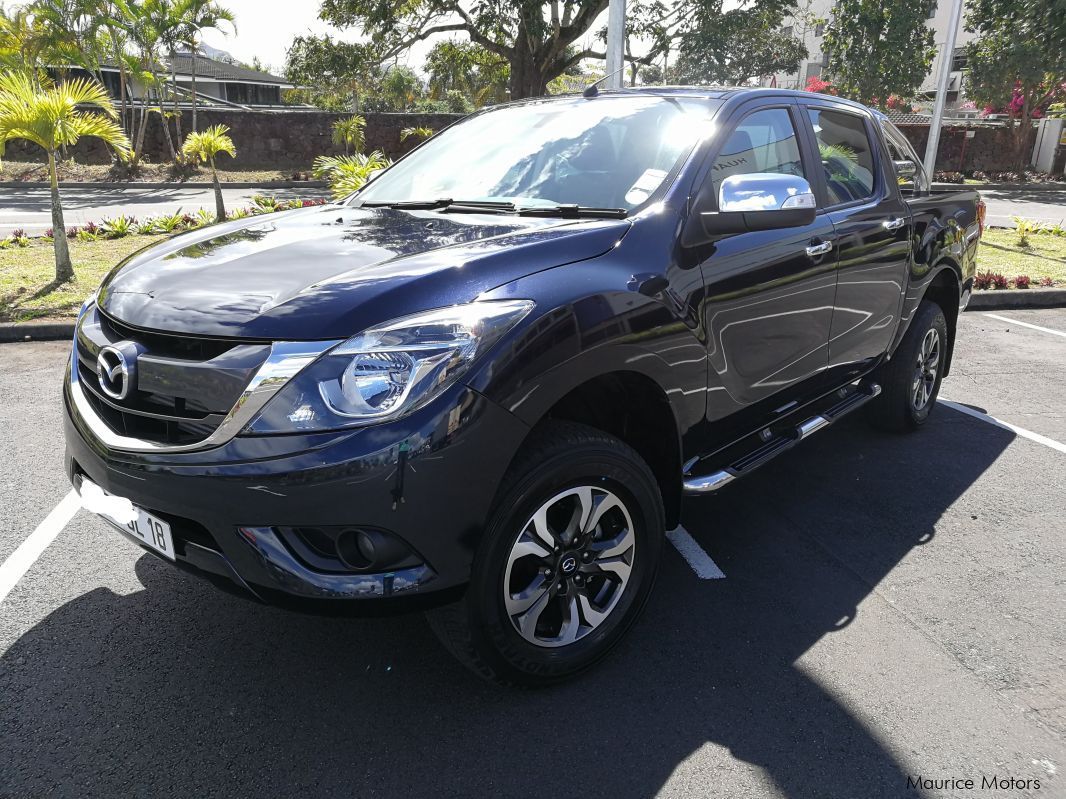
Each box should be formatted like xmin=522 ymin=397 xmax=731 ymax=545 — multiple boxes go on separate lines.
xmin=606 ymin=0 xmax=626 ymax=89
xmin=922 ymin=0 xmax=965 ymax=183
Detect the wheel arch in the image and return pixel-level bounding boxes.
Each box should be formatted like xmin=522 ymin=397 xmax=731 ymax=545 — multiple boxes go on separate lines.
xmin=918 ymin=262 xmax=962 ymax=377
xmin=509 ymin=369 xmax=684 ymax=531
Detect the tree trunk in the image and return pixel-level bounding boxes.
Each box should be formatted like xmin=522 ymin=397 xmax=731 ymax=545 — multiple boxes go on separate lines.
xmin=170 ymin=52 xmax=183 ymax=148
xmin=1012 ymin=94 xmax=1033 ymax=173
xmin=48 ymin=152 xmax=74 ymax=283
xmin=132 ymin=98 xmax=149 ymax=168
xmin=118 ymin=60 xmax=128 ymax=137
xmin=191 ymin=49 xmax=198 ymax=132
xmin=160 ymin=107 xmax=178 ymax=162
xmin=211 ymin=158 xmax=226 ymax=221
xmin=509 ymin=43 xmax=548 ymax=100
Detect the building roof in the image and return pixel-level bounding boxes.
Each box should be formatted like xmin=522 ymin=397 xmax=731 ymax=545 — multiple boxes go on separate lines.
xmin=884 ymin=110 xmax=934 ymax=125
xmin=166 ymin=53 xmax=291 ymax=86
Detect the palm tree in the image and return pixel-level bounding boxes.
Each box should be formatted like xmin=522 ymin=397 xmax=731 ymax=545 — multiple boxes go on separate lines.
xmin=0 ymin=72 xmax=131 ymax=282
xmin=173 ymin=0 xmax=234 ymax=133
xmin=331 ymin=115 xmax=365 ymax=154
xmin=180 ymin=123 xmax=234 ymax=220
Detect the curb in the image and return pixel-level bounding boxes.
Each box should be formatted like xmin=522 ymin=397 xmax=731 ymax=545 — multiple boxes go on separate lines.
xmin=932 ymin=182 xmax=1066 ymax=190
xmin=0 ymin=320 xmax=75 ymax=342
xmin=0 ymin=180 xmax=329 ymax=190
xmin=965 ymin=289 xmax=1066 ymax=310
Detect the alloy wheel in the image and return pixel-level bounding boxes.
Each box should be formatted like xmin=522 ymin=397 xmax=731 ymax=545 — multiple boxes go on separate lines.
xmin=502 ymin=485 xmax=636 ymax=648
xmin=912 ymin=327 xmax=941 ymax=411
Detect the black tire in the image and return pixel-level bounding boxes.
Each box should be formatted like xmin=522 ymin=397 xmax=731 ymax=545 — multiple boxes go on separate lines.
xmin=867 ymin=300 xmax=948 ymax=432
xmin=426 ymin=420 xmax=664 ymax=686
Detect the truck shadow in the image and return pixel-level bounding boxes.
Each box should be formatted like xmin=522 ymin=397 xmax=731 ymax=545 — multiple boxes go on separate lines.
xmin=0 ymin=408 xmax=1013 ymax=798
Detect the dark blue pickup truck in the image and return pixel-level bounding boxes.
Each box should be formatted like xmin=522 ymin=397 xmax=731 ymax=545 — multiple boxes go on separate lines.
xmin=65 ymin=87 xmax=983 ymax=684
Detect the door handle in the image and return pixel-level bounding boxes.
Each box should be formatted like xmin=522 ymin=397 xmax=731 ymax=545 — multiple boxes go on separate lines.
xmin=805 ymin=240 xmax=833 ymax=257
xmin=882 ymin=217 xmax=906 ymax=231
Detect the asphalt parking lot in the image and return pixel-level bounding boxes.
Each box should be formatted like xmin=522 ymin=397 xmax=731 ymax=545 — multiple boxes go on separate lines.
xmin=1 ymin=309 xmax=1064 ymax=798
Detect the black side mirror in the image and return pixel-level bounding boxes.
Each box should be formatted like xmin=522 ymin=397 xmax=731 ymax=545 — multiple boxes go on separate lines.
xmin=682 ymin=172 xmax=818 ymax=247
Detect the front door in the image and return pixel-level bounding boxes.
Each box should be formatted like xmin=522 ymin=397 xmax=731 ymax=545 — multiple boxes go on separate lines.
xmin=695 ymin=103 xmax=839 ymax=427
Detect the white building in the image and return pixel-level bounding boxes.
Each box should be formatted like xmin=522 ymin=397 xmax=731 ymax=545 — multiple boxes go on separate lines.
xmin=765 ymin=0 xmax=976 ymax=108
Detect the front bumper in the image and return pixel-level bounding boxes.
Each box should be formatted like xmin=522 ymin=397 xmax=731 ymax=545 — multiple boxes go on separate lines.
xmin=64 ymin=373 xmax=530 ymax=614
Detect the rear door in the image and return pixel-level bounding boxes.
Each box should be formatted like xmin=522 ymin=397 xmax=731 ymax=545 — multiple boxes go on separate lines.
xmin=798 ymin=102 xmax=912 ymax=383
xmin=694 ymin=100 xmax=839 ymax=423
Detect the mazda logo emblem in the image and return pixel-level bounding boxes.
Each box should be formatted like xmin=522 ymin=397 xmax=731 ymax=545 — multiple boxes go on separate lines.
xmin=96 ymin=343 xmax=140 ymax=400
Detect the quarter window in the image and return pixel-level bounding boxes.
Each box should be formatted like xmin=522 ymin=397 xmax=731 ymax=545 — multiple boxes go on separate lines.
xmin=807 ymin=108 xmax=877 ymax=204
xmin=711 ymin=108 xmax=805 ymax=197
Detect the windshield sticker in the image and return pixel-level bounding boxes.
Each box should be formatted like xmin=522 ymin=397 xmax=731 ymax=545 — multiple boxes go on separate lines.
xmin=625 ymin=168 xmax=668 ymax=205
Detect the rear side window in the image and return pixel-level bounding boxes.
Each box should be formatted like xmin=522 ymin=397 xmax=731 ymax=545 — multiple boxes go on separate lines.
xmin=711 ymin=108 xmax=805 ymax=197
xmin=807 ymin=108 xmax=877 ymax=205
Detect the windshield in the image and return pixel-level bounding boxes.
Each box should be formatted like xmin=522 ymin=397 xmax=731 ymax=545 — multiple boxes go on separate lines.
xmin=353 ymin=95 xmax=718 ymax=212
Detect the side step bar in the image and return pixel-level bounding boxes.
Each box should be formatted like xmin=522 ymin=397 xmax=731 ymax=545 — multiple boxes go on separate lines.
xmin=683 ymin=383 xmax=881 ymax=496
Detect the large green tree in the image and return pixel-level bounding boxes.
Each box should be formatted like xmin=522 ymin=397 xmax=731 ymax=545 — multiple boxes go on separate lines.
xmin=306 ymin=0 xmax=805 ymax=100
xmin=965 ymin=0 xmax=1066 ymax=172
xmin=316 ymin=0 xmax=610 ymax=99
xmin=822 ymin=0 xmax=936 ymax=105
xmin=673 ymin=6 xmax=806 ymax=84
xmin=425 ymin=39 xmax=509 ymax=106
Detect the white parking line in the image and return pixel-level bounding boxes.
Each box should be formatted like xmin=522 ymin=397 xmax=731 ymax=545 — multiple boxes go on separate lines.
xmin=938 ymin=399 xmax=1066 ymax=455
xmin=0 ymin=490 xmax=81 ymax=605
xmin=984 ymin=313 xmax=1066 ymax=339
xmin=667 ymin=526 xmax=726 ymax=579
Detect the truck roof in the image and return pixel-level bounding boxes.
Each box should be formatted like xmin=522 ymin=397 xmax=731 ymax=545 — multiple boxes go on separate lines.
xmin=557 ymin=85 xmax=879 ymax=116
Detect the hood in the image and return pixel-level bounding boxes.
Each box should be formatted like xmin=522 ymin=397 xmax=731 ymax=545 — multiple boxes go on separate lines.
xmin=98 ymin=205 xmax=630 ymax=340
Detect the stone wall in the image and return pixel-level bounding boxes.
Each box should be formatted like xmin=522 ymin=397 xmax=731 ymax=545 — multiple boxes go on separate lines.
xmin=1 ymin=109 xmax=467 ymax=168
xmin=3 ymin=107 xmax=1026 ymax=175
xmin=896 ymin=123 xmax=1025 ymax=173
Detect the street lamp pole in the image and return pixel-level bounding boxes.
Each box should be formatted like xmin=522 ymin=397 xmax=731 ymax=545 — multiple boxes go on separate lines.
xmin=922 ymin=0 xmax=965 ymax=183
xmin=606 ymin=0 xmax=626 ymax=89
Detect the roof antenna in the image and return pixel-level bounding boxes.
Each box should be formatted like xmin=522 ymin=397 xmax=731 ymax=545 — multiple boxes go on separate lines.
xmin=583 ymin=65 xmax=628 ymax=98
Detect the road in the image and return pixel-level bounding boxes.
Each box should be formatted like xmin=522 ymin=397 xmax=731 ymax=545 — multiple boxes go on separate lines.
xmin=978 ymin=185 xmax=1066 ymax=228
xmin=0 ymin=184 xmax=1062 ymax=235
xmin=1 ymin=309 xmax=1065 ymax=798
xmin=0 ymin=185 xmax=331 ymax=236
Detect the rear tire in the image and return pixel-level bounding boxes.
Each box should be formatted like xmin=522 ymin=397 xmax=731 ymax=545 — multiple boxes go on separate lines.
xmin=427 ymin=420 xmax=664 ymax=686
xmin=866 ymin=300 xmax=948 ymax=432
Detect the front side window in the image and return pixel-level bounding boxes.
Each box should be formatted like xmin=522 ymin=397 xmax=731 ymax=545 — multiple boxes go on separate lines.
xmin=354 ymin=96 xmax=718 ymax=212
xmin=880 ymin=119 xmax=928 ymax=191
xmin=808 ymin=108 xmax=877 ymax=205
xmin=711 ymin=108 xmax=806 ymax=197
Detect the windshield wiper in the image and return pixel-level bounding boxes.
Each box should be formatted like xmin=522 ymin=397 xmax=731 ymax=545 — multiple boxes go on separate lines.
xmin=515 ymin=204 xmax=628 ymax=219
xmin=361 ymin=198 xmax=516 ymax=212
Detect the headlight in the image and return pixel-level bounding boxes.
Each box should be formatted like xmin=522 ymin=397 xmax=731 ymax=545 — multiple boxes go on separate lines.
xmin=244 ymin=299 xmax=534 ymax=433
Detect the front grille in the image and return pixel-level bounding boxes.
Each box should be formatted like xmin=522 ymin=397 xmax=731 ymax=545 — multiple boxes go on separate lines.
xmin=76 ymin=306 xmax=271 ymax=446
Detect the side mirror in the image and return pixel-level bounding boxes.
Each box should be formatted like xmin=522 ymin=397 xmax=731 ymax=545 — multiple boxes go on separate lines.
xmin=894 ymin=160 xmax=917 ymax=179
xmin=683 ymin=173 xmax=817 ymax=246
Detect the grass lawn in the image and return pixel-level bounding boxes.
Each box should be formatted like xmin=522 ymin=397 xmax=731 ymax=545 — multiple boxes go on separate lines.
xmin=0 ymin=235 xmax=165 ymax=322
xmin=1 ymin=225 xmax=1063 ymax=325
xmin=976 ymin=228 xmax=1066 ymax=285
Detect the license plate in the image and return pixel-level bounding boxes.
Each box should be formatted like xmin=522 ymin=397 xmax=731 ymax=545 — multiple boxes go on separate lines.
xmin=79 ymin=478 xmax=175 ymax=561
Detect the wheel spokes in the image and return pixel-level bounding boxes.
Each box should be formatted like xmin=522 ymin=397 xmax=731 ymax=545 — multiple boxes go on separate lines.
xmin=515 ymin=586 xmax=553 ymax=640
xmin=503 ymin=484 xmax=637 ymax=648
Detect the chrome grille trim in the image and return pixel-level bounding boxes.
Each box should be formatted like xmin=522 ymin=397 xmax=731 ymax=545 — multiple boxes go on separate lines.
xmin=70 ymin=326 xmax=341 ymax=454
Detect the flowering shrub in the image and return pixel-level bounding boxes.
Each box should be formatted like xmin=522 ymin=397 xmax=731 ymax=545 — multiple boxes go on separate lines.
xmin=974 ymin=272 xmax=994 ymax=290
xmin=804 ymin=76 xmax=837 ymax=95
xmin=991 ymin=273 xmax=1009 ymax=290
xmin=1013 ymin=275 xmax=1031 ymax=289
